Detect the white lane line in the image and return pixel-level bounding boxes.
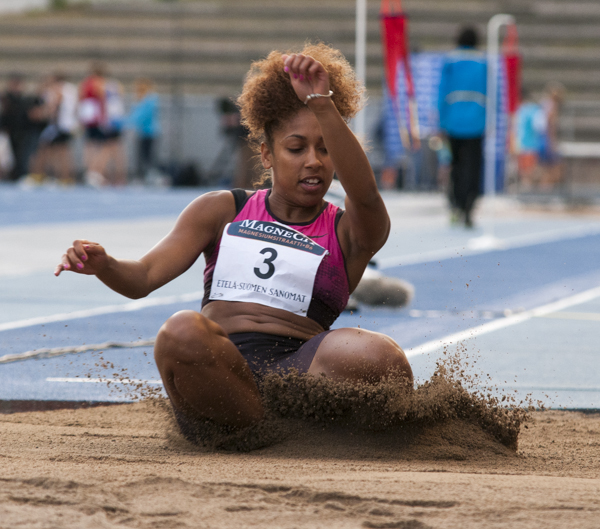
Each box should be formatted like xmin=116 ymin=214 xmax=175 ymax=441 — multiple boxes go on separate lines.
xmin=536 ymin=311 xmax=600 ymax=322
xmin=499 ymin=385 xmax=600 ymax=392
xmin=378 ymin=223 xmax=600 ymax=268
xmin=46 ymin=377 xmax=163 ymax=385
xmin=433 ymin=383 xmax=600 ymax=393
xmin=0 ymin=291 xmax=204 ymax=332
xmin=406 ymin=285 xmax=600 ymax=358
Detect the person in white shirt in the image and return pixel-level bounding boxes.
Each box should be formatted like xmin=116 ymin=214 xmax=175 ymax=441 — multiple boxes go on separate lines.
xmin=35 ymin=72 xmax=78 ymax=184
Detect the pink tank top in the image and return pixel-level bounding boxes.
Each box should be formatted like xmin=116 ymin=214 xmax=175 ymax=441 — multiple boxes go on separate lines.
xmin=203 ymin=189 xmax=349 ymax=330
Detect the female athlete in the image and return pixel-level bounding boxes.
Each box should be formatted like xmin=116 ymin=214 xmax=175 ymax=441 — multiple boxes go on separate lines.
xmin=55 ymin=43 xmax=413 ymax=435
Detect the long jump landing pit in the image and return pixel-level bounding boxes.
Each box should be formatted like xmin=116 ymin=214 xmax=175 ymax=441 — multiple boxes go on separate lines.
xmin=1 ymin=399 xmax=599 ymax=528
xmin=2 ymin=188 xmax=600 ymax=527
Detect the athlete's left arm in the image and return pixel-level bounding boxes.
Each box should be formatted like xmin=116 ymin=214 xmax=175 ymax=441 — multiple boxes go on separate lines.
xmin=283 ymin=54 xmax=390 ymax=264
xmin=310 ymin=99 xmax=390 ymax=260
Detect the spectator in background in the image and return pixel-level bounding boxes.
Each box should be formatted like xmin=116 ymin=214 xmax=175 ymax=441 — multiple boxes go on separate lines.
xmin=438 ymin=26 xmax=487 ymax=228
xmin=0 ymin=73 xmax=46 ymax=181
xmin=79 ymin=61 xmax=108 ymax=185
xmin=34 ymin=72 xmax=78 ymax=184
xmin=539 ymin=81 xmax=566 ymax=189
xmin=207 ymin=97 xmax=256 ymax=189
xmin=127 ymin=77 xmax=160 ymax=182
xmin=515 ymin=87 xmax=546 ymax=189
xmin=26 ymin=75 xmax=53 ymax=183
xmin=102 ymin=74 xmax=127 ymax=185
xmin=0 ymin=126 xmax=14 ymax=180
xmin=79 ymin=62 xmax=127 ymax=186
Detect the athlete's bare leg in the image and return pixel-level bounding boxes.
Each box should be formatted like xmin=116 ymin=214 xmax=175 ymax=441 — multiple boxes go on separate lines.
xmin=85 ymin=140 xmax=107 ymax=184
xmin=50 ymin=144 xmax=74 ymax=184
xmin=308 ymin=328 xmax=413 ymax=384
xmin=102 ymin=139 xmax=127 ymax=186
xmin=29 ymin=144 xmax=48 ymax=177
xmin=154 ymin=310 xmax=264 ymax=428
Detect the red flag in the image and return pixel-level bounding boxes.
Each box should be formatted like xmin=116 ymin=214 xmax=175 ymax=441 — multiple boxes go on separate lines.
xmin=380 ymin=0 xmax=419 ymax=148
xmin=380 ymin=0 xmax=413 ymax=98
xmin=502 ymin=23 xmax=521 ymax=115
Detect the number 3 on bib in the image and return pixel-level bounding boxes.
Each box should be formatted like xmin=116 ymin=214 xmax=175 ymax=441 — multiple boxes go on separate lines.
xmin=209 ymin=220 xmax=328 ymax=316
xmin=254 ymin=247 xmax=278 ymax=279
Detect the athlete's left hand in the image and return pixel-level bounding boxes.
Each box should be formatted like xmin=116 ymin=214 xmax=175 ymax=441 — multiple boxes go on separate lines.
xmin=282 ymin=54 xmax=331 ymax=108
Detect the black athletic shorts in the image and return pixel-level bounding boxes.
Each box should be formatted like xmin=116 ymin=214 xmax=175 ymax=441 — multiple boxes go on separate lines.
xmin=50 ymin=132 xmax=72 ymax=145
xmin=85 ymin=126 xmax=122 ymax=142
xmin=229 ymin=330 xmax=332 ymax=377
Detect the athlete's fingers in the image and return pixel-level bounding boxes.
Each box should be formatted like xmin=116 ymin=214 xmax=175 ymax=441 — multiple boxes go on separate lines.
xmin=307 ymin=60 xmax=325 ymax=81
xmin=283 ymin=53 xmax=329 ymax=104
xmin=288 ymin=54 xmax=306 ymax=78
xmin=82 ymin=243 xmax=106 ymax=258
xmin=54 ymin=256 xmax=70 ymax=276
xmin=72 ymin=240 xmax=88 ymax=263
xmin=55 ymin=246 xmax=106 ymax=277
xmin=55 ymin=247 xmax=78 ymax=276
xmin=282 ymin=53 xmax=295 ymax=75
xmin=66 ymin=246 xmax=86 ymax=271
xmin=72 ymin=241 xmax=88 ymax=262
xmin=297 ymin=56 xmax=314 ymax=80
xmin=74 ymin=240 xmax=106 ymax=267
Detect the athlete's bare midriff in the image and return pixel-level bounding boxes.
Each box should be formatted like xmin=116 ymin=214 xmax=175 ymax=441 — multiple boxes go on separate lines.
xmin=201 ymin=300 xmax=325 ymax=341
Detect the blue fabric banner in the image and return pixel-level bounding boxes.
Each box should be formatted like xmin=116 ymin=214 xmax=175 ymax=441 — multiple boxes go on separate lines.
xmin=383 ymin=52 xmax=508 ymax=191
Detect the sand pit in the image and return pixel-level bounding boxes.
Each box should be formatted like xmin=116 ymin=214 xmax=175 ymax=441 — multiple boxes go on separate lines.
xmin=1 ymin=397 xmax=599 ymax=528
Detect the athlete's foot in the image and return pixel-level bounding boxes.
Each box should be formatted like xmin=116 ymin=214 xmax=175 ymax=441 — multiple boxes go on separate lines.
xmin=84 ymin=171 xmax=107 ymax=188
xmin=449 ymin=208 xmax=461 ymax=226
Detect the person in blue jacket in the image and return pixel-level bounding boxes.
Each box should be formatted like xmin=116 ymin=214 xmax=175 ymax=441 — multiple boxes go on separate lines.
xmin=127 ymin=78 xmax=160 ymax=181
xmin=438 ymin=26 xmax=487 ymax=228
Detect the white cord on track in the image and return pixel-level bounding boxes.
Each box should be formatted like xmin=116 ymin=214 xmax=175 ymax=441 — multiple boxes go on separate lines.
xmin=0 ymin=339 xmax=156 ymax=365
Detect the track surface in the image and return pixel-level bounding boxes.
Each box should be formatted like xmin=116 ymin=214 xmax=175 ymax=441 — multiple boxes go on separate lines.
xmin=1 ymin=184 xmax=599 ymax=408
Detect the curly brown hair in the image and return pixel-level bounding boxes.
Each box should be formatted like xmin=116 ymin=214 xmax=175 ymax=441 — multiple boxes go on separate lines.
xmin=237 ymin=42 xmax=365 ymax=150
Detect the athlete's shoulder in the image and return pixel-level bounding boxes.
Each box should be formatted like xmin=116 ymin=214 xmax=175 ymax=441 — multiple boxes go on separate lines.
xmin=181 ymin=189 xmax=239 ymax=224
xmin=446 ymin=48 xmax=486 ymax=64
xmin=231 ymin=188 xmax=258 ymax=213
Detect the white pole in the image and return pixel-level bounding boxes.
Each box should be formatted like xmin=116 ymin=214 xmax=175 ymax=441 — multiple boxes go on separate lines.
xmin=485 ymin=14 xmax=514 ymax=198
xmin=479 ymin=13 xmax=514 ymax=246
xmin=354 ymin=0 xmax=367 ymax=138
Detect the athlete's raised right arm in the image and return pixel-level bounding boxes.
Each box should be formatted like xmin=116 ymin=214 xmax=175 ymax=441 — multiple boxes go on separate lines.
xmin=54 ymin=190 xmax=236 ymax=299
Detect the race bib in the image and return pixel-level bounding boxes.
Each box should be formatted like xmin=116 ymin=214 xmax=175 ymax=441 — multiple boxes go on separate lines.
xmin=209 ymin=220 xmax=328 ymax=316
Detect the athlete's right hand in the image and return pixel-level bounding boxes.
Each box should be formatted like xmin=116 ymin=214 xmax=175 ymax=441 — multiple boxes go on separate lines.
xmin=54 ymin=240 xmax=109 ymax=277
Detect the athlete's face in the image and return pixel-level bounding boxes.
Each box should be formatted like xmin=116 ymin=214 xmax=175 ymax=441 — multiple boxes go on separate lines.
xmin=261 ymin=108 xmax=334 ymax=205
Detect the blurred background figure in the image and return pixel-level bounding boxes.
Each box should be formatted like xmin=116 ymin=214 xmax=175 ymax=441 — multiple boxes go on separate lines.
xmin=78 ymin=61 xmax=107 ymax=186
xmin=376 ymin=107 xmax=401 ymax=191
xmin=538 ymin=81 xmax=566 ymax=189
xmin=515 ymin=87 xmax=546 ymax=189
xmin=0 ymin=73 xmax=46 ymax=181
xmin=0 ymin=124 xmax=14 ymax=180
xmin=33 ymin=72 xmax=78 ymax=184
xmin=207 ymin=97 xmax=256 ymax=189
xmin=102 ymin=73 xmax=127 ymax=185
xmin=438 ymin=26 xmax=487 ymax=228
xmin=78 ymin=61 xmax=127 ymax=186
xmin=127 ymin=77 xmax=160 ymax=182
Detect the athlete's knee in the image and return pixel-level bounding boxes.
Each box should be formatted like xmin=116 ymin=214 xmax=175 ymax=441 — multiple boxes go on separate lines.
xmin=312 ymin=329 xmax=413 ymax=382
xmin=374 ymin=336 xmax=413 ymax=382
xmin=154 ymin=310 xmax=225 ymax=368
xmin=359 ymin=331 xmax=412 ymax=379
